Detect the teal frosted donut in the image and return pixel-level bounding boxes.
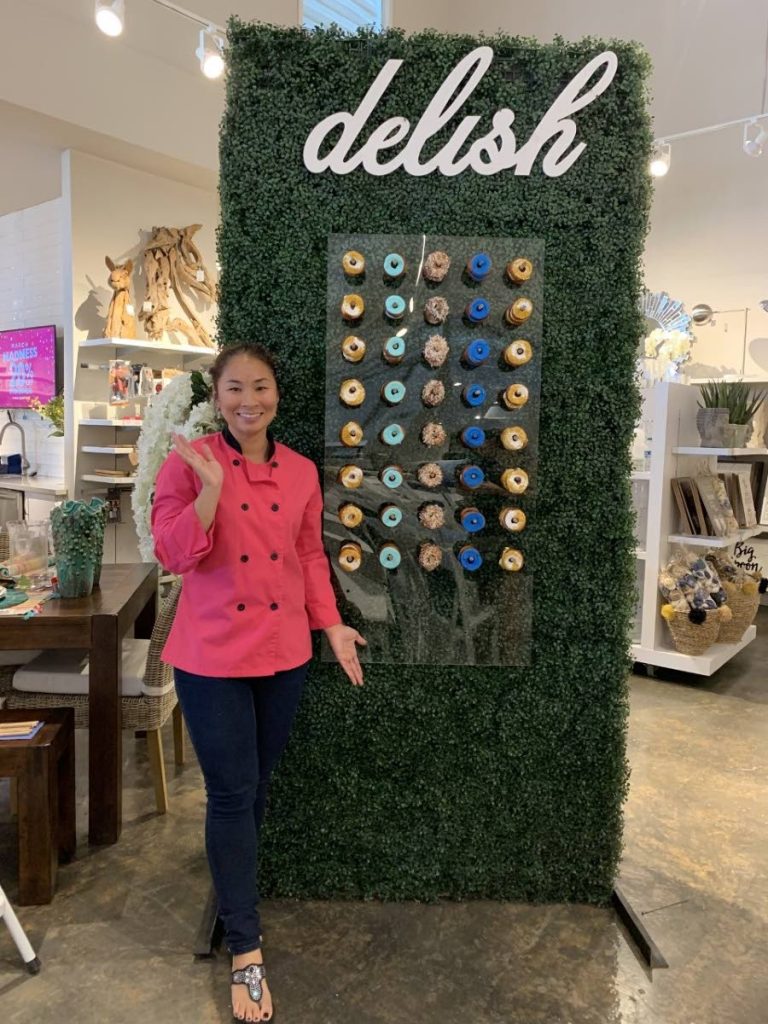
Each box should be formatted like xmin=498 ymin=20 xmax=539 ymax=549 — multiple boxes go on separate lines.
xmin=383 ymin=253 xmax=405 ymax=279
xmin=382 ymin=380 xmax=406 ymax=405
xmin=380 ymin=465 xmax=403 ymax=489
xmin=385 ymin=295 xmax=406 ymax=321
xmin=383 ymin=336 xmax=406 ymax=364
xmin=379 ymin=544 xmax=402 ymax=569
xmin=381 ymin=423 xmax=405 ymax=446
xmin=380 ymin=504 xmax=403 ymax=528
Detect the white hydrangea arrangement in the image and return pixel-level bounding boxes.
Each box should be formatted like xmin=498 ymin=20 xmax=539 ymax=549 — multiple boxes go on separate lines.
xmin=131 ymin=371 xmax=220 ymax=560
xmin=642 ymin=328 xmax=694 ymax=383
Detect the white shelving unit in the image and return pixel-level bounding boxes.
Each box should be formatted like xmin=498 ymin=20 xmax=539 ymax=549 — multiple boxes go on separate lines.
xmin=81 ymin=445 xmax=135 ymax=455
xmin=80 ymin=474 xmax=136 ymax=486
xmin=79 ymin=419 xmax=143 ymax=428
xmin=79 ymin=337 xmax=214 ymax=364
xmin=631 ymin=382 xmax=765 ymax=675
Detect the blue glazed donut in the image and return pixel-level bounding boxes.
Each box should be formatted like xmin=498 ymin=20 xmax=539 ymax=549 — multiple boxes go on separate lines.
xmin=462 ymin=339 xmax=491 ymax=367
xmin=461 ymin=426 xmax=486 ymax=448
xmin=460 ymin=508 xmax=486 ymax=533
xmin=458 ymin=545 xmax=483 ymax=571
xmin=380 ymin=465 xmax=403 ymax=488
xmin=382 ymin=380 xmax=406 ymax=404
xmin=466 ymin=252 xmax=492 ymax=281
xmin=462 ymin=383 xmax=486 ymax=407
xmin=385 ymin=295 xmax=406 ymax=320
xmin=383 ymin=336 xmax=406 ymax=363
xmin=459 ymin=464 xmax=485 ymax=489
xmin=379 ymin=544 xmax=402 ymax=570
xmin=381 ymin=423 xmax=405 ymax=446
xmin=383 ymin=253 xmax=405 ymax=279
xmin=465 ymin=297 xmax=490 ymax=322
xmin=380 ymin=504 xmax=403 ymax=528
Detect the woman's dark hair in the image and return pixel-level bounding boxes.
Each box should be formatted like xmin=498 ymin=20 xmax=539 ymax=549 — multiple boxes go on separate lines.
xmin=209 ymin=343 xmax=280 ymax=394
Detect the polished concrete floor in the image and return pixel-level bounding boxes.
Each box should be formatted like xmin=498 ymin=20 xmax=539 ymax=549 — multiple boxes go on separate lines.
xmin=1 ymin=611 xmax=766 ymax=1023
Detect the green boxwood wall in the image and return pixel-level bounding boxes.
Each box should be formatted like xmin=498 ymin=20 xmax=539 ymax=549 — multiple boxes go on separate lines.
xmin=218 ymin=22 xmax=652 ymax=903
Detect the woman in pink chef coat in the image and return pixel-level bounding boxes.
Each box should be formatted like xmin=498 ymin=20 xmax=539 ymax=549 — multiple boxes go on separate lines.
xmin=151 ymin=342 xmax=365 ymax=1023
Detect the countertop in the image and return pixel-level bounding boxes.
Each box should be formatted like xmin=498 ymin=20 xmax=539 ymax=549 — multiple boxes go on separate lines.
xmin=0 ymin=475 xmax=68 ymax=496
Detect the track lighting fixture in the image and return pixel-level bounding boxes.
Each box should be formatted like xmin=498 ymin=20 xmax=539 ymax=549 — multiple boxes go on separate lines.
xmin=649 ymin=140 xmax=671 ymax=178
xmin=743 ymin=119 xmax=768 ymax=157
xmin=95 ymin=0 xmax=125 ymax=37
xmin=196 ymin=25 xmax=225 ymax=79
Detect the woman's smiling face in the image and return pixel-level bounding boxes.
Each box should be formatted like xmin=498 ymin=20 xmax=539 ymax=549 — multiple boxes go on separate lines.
xmin=214 ymin=353 xmax=279 ymax=443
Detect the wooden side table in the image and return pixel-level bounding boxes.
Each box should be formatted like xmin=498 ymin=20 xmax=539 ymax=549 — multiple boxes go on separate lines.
xmin=0 ymin=708 xmax=76 ymax=905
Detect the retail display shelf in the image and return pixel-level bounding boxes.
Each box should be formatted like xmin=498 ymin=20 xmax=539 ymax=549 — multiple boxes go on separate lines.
xmin=672 ymin=446 xmax=768 ymax=457
xmin=79 ymin=419 xmax=143 ymax=428
xmin=79 ymin=337 xmax=214 ymax=361
xmin=631 ymin=471 xmax=651 ymax=481
xmin=631 ymin=625 xmax=756 ymax=676
xmin=81 ymin=446 xmax=135 ymax=455
xmin=635 ymin=548 xmax=647 ymax=560
xmin=81 ymin=474 xmax=136 ymax=486
xmin=668 ymin=525 xmax=766 ymax=548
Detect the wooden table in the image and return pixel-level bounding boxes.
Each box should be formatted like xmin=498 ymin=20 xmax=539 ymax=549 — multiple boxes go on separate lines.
xmin=0 ymin=563 xmax=158 ymax=845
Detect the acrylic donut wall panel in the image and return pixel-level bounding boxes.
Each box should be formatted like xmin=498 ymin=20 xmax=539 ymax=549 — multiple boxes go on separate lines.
xmin=322 ymin=234 xmax=543 ymax=667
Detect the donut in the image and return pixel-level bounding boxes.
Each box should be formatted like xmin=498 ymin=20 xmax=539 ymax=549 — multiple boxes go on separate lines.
xmin=380 ymin=465 xmax=404 ymax=489
xmin=380 ymin=504 xmax=403 ymax=528
xmin=421 ymin=423 xmax=447 ymax=447
xmin=424 ymin=296 xmax=449 ymax=324
xmin=465 ymin=297 xmax=490 ymax=323
xmin=423 ymin=334 xmax=449 ymax=367
xmin=379 ymin=544 xmax=401 ymax=570
xmin=385 ymin=295 xmax=407 ymax=321
xmin=383 ymin=253 xmax=405 ymax=279
xmin=503 ymin=339 xmax=532 ymax=367
xmin=505 ymin=258 xmax=533 ymax=283
xmin=501 ymin=468 xmax=529 ymax=494
xmin=458 ymin=545 xmax=483 ymax=571
xmin=417 ymin=463 xmax=443 ymax=487
xmin=460 ymin=507 xmax=486 ymax=533
xmin=341 ymin=335 xmax=366 ymax=362
xmin=341 ymin=293 xmax=365 ymax=321
xmin=462 ymin=383 xmax=486 ymax=407
xmin=338 ymin=465 xmax=364 ymax=489
xmin=383 ymin=336 xmax=406 ymax=364
xmin=462 ymin=339 xmax=491 ymax=367
xmin=502 ymin=383 xmax=529 ymax=409
xmin=381 ymin=380 xmax=406 ymax=405
xmin=499 ymin=547 xmax=524 ymax=572
xmin=340 ymin=421 xmax=363 ymax=446
xmin=466 ymin=252 xmax=492 ymax=281
xmin=500 ymin=426 xmax=528 ymax=451
xmin=458 ymin=465 xmax=485 ymax=489
xmin=339 ymin=542 xmax=362 ymax=572
xmin=340 ymin=378 xmax=366 ymax=406
xmin=339 ymin=503 xmax=364 ymax=528
xmin=342 ymin=251 xmax=365 ymax=276
xmin=504 ymin=297 xmax=533 ymax=325
xmin=421 ymin=379 xmax=445 ymax=407
xmin=381 ymin=423 xmax=405 ymax=446
xmin=461 ymin=426 xmax=486 ymax=449
xmin=418 ymin=542 xmax=443 ymax=571
xmin=423 ymin=250 xmax=451 ymax=282
xmin=418 ymin=503 xmax=445 ymax=529
xmin=499 ymin=507 xmax=527 ymax=532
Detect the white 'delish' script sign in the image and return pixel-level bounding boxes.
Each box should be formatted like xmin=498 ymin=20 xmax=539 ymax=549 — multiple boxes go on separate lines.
xmin=303 ymin=46 xmax=618 ymax=178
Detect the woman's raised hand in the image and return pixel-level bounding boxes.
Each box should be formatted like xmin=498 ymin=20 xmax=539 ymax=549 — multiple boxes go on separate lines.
xmin=172 ymin=433 xmax=224 ymax=491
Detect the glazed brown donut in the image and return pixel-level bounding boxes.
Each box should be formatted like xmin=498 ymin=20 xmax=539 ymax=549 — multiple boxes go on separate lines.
xmin=423 ymin=250 xmax=451 ymax=282
xmin=501 ymin=468 xmax=529 ymax=494
xmin=503 ymin=339 xmax=532 ymax=367
xmin=421 ymin=423 xmax=447 ymax=447
xmin=423 ymin=334 xmax=449 ymax=368
xmin=418 ymin=542 xmax=443 ymax=571
xmin=342 ymin=251 xmax=365 ymax=276
xmin=421 ymin=379 xmax=446 ymax=407
xmin=341 ymin=293 xmax=365 ymax=321
xmin=341 ymin=335 xmax=366 ymax=362
xmin=418 ymin=503 xmax=445 ymax=529
xmin=339 ymin=378 xmax=366 ymax=407
xmin=339 ymin=503 xmax=364 ymax=528
xmin=424 ymin=296 xmax=449 ymax=325
xmin=499 ymin=506 xmax=527 ymax=532
xmin=505 ymin=258 xmax=533 ymax=283
xmin=338 ymin=465 xmax=364 ymax=489
xmin=502 ymin=383 xmax=529 ymax=409
xmin=340 ymin=421 xmax=363 ymax=447
xmin=417 ymin=462 xmax=443 ymax=487
xmin=500 ymin=426 xmax=528 ymax=451
xmin=504 ymin=297 xmax=533 ymax=325
xmin=499 ymin=547 xmax=524 ymax=572
xmin=339 ymin=542 xmax=363 ymax=572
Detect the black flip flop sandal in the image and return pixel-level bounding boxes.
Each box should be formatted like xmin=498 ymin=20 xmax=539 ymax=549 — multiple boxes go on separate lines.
xmin=231 ymin=962 xmax=274 ymax=1022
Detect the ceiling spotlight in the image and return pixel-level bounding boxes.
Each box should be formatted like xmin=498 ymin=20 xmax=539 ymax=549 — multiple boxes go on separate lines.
xmin=197 ymin=26 xmax=225 ymax=79
xmin=759 ymin=299 xmax=768 ymax=313
xmin=649 ymin=140 xmax=671 ymax=177
xmin=743 ymin=119 xmax=768 ymax=157
xmin=95 ymin=0 xmax=125 ymax=37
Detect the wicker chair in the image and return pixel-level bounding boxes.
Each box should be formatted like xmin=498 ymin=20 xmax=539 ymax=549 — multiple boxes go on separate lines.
xmin=6 ymin=581 xmax=185 ymax=814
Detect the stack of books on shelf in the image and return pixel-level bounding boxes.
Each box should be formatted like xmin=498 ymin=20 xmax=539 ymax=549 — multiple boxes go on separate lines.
xmin=0 ymin=720 xmax=43 ymax=741
xmin=671 ymin=466 xmax=768 ymax=537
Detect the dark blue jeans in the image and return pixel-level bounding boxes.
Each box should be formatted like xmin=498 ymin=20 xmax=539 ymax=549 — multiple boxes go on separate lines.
xmin=174 ymin=661 xmax=309 ymax=955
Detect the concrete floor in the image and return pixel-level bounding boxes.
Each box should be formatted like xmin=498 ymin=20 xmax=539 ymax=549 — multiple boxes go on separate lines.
xmin=1 ymin=610 xmax=766 ymax=1024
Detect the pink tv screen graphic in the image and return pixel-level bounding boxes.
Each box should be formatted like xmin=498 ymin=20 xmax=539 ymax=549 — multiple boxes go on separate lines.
xmin=0 ymin=325 xmax=57 ymax=407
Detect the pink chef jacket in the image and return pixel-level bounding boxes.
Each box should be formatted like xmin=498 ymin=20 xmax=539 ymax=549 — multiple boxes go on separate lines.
xmin=151 ymin=430 xmax=341 ymax=677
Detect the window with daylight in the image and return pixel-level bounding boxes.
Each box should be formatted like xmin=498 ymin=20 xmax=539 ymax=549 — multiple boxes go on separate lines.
xmin=303 ymin=0 xmax=385 ymax=31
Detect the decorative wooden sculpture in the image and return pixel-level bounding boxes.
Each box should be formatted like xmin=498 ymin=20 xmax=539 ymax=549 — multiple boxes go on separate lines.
xmin=139 ymin=225 xmax=216 ymax=348
xmin=105 ymin=257 xmax=138 ymax=339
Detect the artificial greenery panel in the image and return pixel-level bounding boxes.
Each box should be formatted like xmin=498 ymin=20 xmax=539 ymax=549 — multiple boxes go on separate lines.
xmin=218 ymin=22 xmax=651 ymax=903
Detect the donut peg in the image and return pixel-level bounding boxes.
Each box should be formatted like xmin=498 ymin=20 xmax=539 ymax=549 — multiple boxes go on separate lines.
xmin=503 ymin=339 xmax=532 ymax=367
xmin=423 ymin=250 xmax=451 ymax=282
xmin=418 ymin=542 xmax=443 ymax=571
xmin=501 ymin=383 xmax=529 ymax=409
xmin=385 ymin=295 xmax=406 ymax=321
xmin=462 ymin=383 xmax=486 ymax=408
xmin=417 ymin=463 xmax=443 ymax=488
xmin=462 ymin=339 xmax=491 ymax=367
xmin=460 ymin=507 xmax=486 ymax=533
xmin=380 ymin=465 xmax=404 ymax=489
xmin=466 ymin=252 xmax=492 ymax=282
xmin=338 ymin=465 xmax=364 ymax=489
xmin=382 ymin=380 xmax=406 ymax=405
xmin=383 ymin=336 xmax=406 ymax=364
xmin=465 ymin=297 xmax=490 ymax=323
xmin=380 ymin=504 xmax=403 ymax=528
xmin=341 ymin=293 xmax=365 ymax=321
xmin=339 ymin=542 xmax=362 ymax=572
xmin=501 ymin=468 xmax=529 ymax=494
xmin=339 ymin=421 xmax=363 ymax=447
xmin=339 ymin=503 xmax=364 ymax=528
xmin=500 ymin=426 xmax=528 ymax=451
xmin=504 ymin=297 xmax=533 ymax=325
xmin=341 ymin=335 xmax=366 ymax=362
xmin=458 ymin=545 xmax=483 ymax=571
xmin=381 ymin=423 xmax=405 ymax=446
xmin=461 ymin=426 xmax=486 ymax=449
xmin=383 ymin=253 xmax=406 ymax=279
xmin=499 ymin=547 xmax=524 ymax=572
xmin=505 ymin=258 xmax=533 ymax=283
xmin=459 ymin=464 xmax=485 ymax=489
xmin=379 ymin=544 xmax=402 ymax=570
xmin=342 ymin=251 xmax=365 ymax=276
xmin=499 ymin=506 xmax=527 ymax=532
xmin=339 ymin=378 xmax=366 ymax=407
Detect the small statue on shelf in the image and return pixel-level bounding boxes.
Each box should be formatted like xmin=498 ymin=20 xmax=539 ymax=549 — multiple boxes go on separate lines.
xmin=104 ymin=256 xmax=138 ymax=339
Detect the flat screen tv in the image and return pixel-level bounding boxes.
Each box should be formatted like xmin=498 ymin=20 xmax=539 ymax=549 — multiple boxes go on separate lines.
xmin=0 ymin=324 xmax=58 ymax=408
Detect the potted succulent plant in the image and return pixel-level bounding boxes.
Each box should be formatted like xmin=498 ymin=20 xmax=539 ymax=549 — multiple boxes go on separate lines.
xmin=721 ymin=380 xmax=766 ymax=447
xmin=696 ymin=380 xmax=729 ymax=446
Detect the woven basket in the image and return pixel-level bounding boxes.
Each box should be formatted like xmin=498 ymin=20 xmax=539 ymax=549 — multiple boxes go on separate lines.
xmin=663 ymin=607 xmax=721 ymax=655
xmin=719 ymin=584 xmax=760 ymax=643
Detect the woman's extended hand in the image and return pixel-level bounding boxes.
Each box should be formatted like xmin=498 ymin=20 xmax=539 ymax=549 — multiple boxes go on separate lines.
xmin=172 ymin=433 xmax=224 ymax=492
xmin=324 ymin=623 xmax=367 ymax=686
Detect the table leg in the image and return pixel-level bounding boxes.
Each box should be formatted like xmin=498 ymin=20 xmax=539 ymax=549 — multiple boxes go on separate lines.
xmin=134 ymin=586 xmax=158 ymax=640
xmin=17 ymin=747 xmax=56 ymax=905
xmin=57 ymin=722 xmax=76 ymax=861
xmin=89 ymin=614 xmax=122 ymax=845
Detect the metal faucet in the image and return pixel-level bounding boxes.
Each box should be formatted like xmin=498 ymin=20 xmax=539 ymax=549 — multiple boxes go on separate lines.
xmin=0 ymin=420 xmax=30 ymax=472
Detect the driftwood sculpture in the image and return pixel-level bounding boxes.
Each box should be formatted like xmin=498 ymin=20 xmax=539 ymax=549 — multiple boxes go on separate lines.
xmin=105 ymin=256 xmax=138 ymax=339
xmin=139 ymin=224 xmax=216 ymax=348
